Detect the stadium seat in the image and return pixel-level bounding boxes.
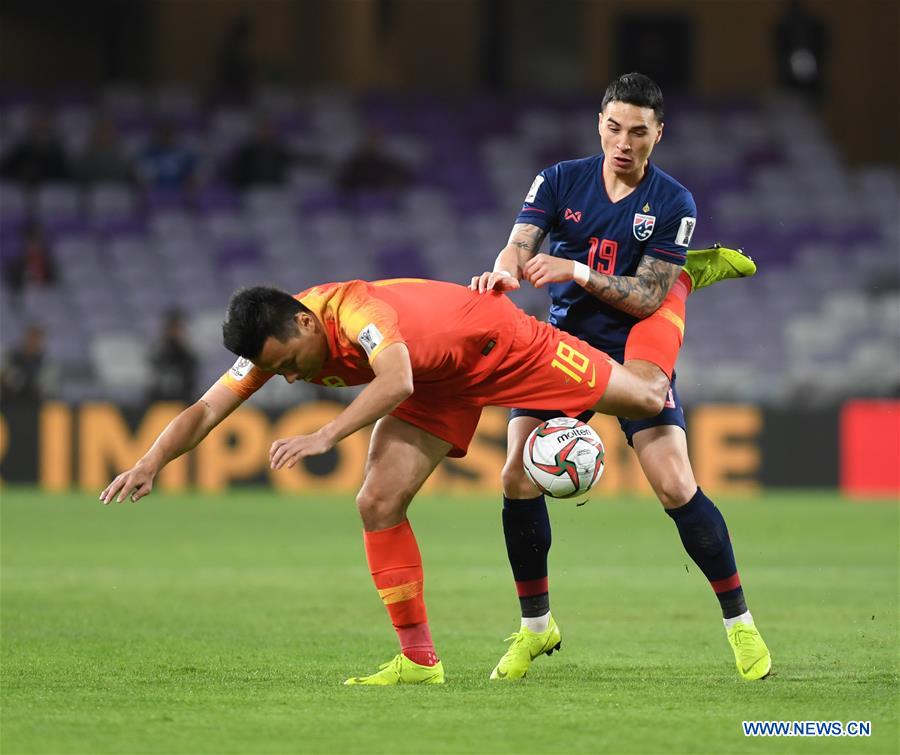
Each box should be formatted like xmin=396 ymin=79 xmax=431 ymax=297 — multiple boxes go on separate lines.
xmin=36 ymin=183 xmax=81 ymax=223
xmin=90 ymin=332 xmax=151 ymax=395
xmin=0 ymin=182 xmax=28 ymax=223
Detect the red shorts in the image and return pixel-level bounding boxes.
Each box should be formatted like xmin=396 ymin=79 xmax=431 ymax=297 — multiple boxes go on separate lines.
xmin=391 ymin=308 xmax=613 ymax=457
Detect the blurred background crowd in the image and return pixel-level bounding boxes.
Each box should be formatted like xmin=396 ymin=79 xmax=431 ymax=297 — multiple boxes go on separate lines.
xmin=1 ymin=0 xmax=897 ymax=410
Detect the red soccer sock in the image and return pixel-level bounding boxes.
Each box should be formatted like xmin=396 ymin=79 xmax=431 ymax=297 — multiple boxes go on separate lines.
xmin=363 ymin=520 xmax=439 ymax=666
xmin=396 ymin=623 xmax=439 ymax=667
xmin=623 ymin=271 xmax=691 ymax=379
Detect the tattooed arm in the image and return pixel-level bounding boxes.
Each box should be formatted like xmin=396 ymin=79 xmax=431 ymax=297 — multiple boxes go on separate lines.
xmin=470 ymin=223 xmax=548 ymax=292
xmin=522 ymin=254 xmax=681 ymax=318
xmin=579 ymin=256 xmax=681 ymax=318
xmin=501 ymin=223 xmax=548 ymax=273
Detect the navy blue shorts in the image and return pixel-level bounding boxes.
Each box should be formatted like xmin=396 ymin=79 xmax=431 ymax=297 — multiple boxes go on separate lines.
xmin=509 ymin=373 xmax=687 ymax=447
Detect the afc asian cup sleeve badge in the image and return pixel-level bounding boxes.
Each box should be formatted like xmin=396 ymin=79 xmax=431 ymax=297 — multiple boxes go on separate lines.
xmin=632 ymin=213 xmax=656 ymax=241
xmin=357 ymin=323 xmax=384 ymax=358
xmin=229 ymin=356 xmax=254 ymax=381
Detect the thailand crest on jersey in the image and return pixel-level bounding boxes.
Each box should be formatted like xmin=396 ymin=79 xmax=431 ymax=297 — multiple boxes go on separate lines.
xmin=632 ymin=213 xmax=656 ymax=241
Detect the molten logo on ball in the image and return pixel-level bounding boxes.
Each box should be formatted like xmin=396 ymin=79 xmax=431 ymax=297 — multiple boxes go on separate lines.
xmin=523 ymin=417 xmax=605 ymax=499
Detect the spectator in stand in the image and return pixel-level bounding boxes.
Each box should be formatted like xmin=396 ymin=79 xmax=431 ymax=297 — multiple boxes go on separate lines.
xmin=0 ymin=324 xmax=56 ymax=402
xmin=214 ymin=14 xmax=256 ymax=104
xmin=227 ymin=118 xmax=292 ymax=188
xmin=74 ymin=116 xmax=135 ymax=185
xmin=336 ymin=128 xmax=412 ymax=195
xmin=0 ymin=111 xmax=69 ymax=186
xmin=135 ymin=121 xmax=197 ymax=189
xmin=774 ymin=0 xmax=828 ymax=103
xmin=3 ymin=221 xmax=57 ymax=295
xmin=146 ymin=310 xmax=198 ymax=403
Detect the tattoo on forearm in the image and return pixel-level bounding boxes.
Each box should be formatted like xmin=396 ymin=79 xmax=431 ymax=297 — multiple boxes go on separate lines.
xmin=582 ymin=256 xmax=680 ymax=318
xmin=507 ymin=223 xmax=547 ymax=254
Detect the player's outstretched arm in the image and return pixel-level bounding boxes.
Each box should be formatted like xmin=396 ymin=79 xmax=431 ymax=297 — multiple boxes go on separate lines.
xmin=470 ymin=223 xmax=546 ymax=293
xmin=269 ymin=343 xmax=414 ymax=470
xmin=524 ymin=254 xmax=681 ymax=319
xmin=99 ymin=383 xmax=243 ymax=504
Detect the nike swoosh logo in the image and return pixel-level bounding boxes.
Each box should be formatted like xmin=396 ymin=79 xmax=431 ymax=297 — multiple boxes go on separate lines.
xmin=495 ymin=668 xmax=508 ymax=678
xmin=587 ymin=364 xmax=596 ymax=388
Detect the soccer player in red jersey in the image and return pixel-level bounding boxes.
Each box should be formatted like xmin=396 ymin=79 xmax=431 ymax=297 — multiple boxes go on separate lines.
xmin=100 ymin=276 xmax=694 ymax=685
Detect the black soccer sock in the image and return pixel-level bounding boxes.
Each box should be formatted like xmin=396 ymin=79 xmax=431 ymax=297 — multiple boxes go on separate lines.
xmin=502 ymin=495 xmax=552 ymax=618
xmin=666 ymin=487 xmax=748 ymax=619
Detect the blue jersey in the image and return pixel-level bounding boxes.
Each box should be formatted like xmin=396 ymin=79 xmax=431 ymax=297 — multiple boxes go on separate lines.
xmin=515 ymin=154 xmax=697 ymax=358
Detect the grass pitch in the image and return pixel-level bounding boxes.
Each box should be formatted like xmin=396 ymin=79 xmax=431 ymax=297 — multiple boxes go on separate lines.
xmin=2 ymin=488 xmax=898 ymax=754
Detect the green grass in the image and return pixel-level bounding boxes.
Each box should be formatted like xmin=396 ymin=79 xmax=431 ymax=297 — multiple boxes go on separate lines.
xmin=2 ymin=488 xmax=898 ymax=754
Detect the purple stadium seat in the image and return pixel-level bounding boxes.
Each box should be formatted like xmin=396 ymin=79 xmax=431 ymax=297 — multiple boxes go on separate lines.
xmin=244 ymin=187 xmax=292 ymax=216
xmin=149 ymin=211 xmax=198 ymax=243
xmin=353 ymin=190 xmax=400 ymax=215
xmin=95 ymin=215 xmax=146 ymax=238
xmin=88 ymin=183 xmax=138 ymax=224
xmin=300 ymin=189 xmax=343 ymax=214
xmin=0 ymin=213 xmax=27 ymax=254
xmin=0 ymin=182 xmax=28 ymax=223
xmin=43 ymin=216 xmax=91 ymax=240
xmin=216 ymin=239 xmax=262 ymax=268
xmin=36 ymin=184 xmax=81 ymax=223
xmin=144 ymin=187 xmax=188 ymax=214
xmin=194 ymin=185 xmax=240 ymax=214
xmin=375 ymin=244 xmax=431 ymax=280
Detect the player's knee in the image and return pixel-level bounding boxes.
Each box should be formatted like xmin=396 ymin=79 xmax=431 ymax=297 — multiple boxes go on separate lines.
xmin=626 ymin=387 xmax=664 ymax=419
xmin=501 ymin=459 xmax=539 ymax=498
xmin=635 ymin=376 xmax=669 ymax=418
xmin=355 ymin=486 xmax=408 ymax=528
xmin=656 ymin=478 xmax=696 ymax=509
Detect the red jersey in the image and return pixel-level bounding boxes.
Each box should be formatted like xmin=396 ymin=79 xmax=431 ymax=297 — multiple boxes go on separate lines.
xmin=220 ymin=278 xmax=518 ymax=399
xmin=218 ymin=278 xmax=613 ymax=457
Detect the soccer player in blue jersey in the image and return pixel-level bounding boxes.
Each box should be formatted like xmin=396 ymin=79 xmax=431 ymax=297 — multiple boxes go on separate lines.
xmin=471 ymin=73 xmax=771 ymax=681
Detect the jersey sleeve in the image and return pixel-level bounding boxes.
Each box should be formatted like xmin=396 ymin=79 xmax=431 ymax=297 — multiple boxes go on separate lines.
xmin=335 ymin=284 xmax=405 ymax=364
xmin=513 ymin=164 xmax=561 ymax=231
xmin=218 ymin=356 xmax=274 ymax=400
xmin=643 ymin=190 xmax=697 ymax=266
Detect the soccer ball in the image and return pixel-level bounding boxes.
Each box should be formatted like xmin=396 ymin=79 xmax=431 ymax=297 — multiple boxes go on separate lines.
xmin=522 ymin=417 xmax=605 ymax=499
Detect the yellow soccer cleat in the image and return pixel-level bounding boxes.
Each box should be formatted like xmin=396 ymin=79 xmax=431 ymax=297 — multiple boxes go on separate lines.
xmin=727 ymin=620 xmax=772 ymax=681
xmin=343 ymin=653 xmax=445 ymax=686
xmin=683 ymin=244 xmax=757 ymax=291
xmin=490 ymin=615 xmax=562 ymax=680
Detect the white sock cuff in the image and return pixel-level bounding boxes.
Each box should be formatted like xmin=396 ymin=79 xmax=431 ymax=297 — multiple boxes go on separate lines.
xmin=521 ymin=612 xmax=551 ymax=633
xmin=723 ymin=610 xmax=753 ymax=629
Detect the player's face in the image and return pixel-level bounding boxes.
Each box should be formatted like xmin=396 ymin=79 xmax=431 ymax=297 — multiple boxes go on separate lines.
xmin=598 ymin=102 xmax=663 ymax=177
xmin=254 ymin=313 xmax=328 ymax=383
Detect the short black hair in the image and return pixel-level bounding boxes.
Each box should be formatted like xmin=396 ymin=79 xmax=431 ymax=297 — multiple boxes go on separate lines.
xmin=222 ymin=286 xmax=307 ymax=359
xmin=601 ymin=72 xmax=664 ymax=122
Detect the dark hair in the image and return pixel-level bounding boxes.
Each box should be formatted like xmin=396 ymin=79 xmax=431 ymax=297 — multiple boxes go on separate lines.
xmin=601 ymin=72 xmax=664 ymax=122
xmin=222 ymin=286 xmax=307 ymax=359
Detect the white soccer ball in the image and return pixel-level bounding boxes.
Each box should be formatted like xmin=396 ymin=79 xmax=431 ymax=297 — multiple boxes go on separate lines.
xmin=522 ymin=417 xmax=605 ymax=499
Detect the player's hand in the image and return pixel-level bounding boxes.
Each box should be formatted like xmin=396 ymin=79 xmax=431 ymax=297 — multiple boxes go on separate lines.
xmin=522 ymin=254 xmax=575 ymax=288
xmin=469 ymin=270 xmax=521 ymax=293
xmin=100 ymin=464 xmax=156 ymax=504
xmin=269 ymin=430 xmax=335 ymax=470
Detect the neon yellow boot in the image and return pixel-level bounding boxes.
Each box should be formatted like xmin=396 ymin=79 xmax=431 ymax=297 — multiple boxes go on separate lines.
xmin=684 ymin=244 xmax=757 ymax=290
xmin=344 ymin=654 xmax=445 ymax=686
xmin=490 ymin=615 xmax=562 ymax=680
xmin=727 ymin=620 xmax=772 ymax=680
